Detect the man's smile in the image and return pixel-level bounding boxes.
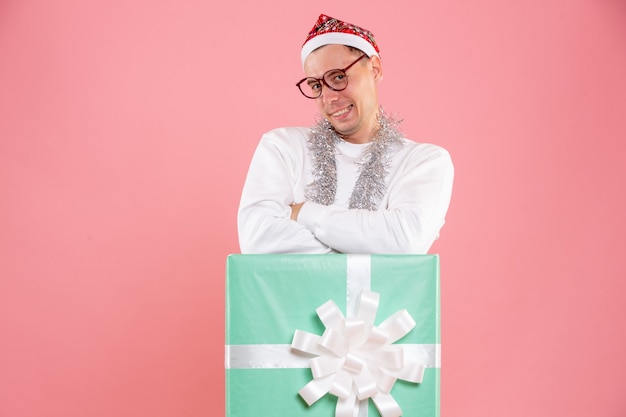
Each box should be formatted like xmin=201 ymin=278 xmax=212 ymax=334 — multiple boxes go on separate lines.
xmin=330 ymin=104 xmax=353 ymax=118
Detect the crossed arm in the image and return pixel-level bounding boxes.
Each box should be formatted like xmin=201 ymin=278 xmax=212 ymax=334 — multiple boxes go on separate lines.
xmin=237 ymin=128 xmax=454 ymax=254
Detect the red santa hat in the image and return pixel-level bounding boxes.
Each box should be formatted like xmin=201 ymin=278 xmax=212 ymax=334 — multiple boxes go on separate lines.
xmin=301 ymin=14 xmax=380 ymax=66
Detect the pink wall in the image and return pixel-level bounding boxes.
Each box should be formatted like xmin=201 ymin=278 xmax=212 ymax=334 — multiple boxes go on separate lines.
xmin=1 ymin=1 xmax=625 ymax=416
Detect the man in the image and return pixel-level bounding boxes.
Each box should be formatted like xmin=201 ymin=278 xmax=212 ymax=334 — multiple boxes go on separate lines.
xmin=237 ymin=14 xmax=454 ymax=254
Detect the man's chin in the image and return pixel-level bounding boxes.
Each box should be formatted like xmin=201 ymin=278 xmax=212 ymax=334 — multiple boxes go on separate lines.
xmin=327 ymin=120 xmax=355 ymax=136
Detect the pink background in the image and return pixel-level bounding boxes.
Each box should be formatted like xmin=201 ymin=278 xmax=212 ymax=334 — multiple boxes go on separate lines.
xmin=1 ymin=1 xmax=625 ymax=416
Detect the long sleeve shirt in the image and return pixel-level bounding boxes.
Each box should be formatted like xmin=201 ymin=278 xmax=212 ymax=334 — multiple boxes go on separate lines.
xmin=237 ymin=127 xmax=454 ymax=254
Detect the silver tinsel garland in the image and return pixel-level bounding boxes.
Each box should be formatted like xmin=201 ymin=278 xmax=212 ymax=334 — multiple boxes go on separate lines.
xmin=305 ymin=110 xmax=404 ymax=210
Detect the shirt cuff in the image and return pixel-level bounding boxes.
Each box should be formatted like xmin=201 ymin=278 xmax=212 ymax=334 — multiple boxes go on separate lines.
xmin=297 ymin=201 xmax=327 ymax=232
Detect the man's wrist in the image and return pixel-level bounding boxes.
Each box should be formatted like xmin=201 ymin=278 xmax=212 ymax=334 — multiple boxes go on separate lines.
xmin=290 ymin=202 xmax=304 ymax=221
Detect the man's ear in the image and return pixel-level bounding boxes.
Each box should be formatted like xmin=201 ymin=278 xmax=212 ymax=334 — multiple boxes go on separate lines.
xmin=370 ymin=55 xmax=383 ymax=82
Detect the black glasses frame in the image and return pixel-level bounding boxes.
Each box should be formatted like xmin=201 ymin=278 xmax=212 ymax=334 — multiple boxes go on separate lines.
xmin=296 ymin=54 xmax=368 ymax=99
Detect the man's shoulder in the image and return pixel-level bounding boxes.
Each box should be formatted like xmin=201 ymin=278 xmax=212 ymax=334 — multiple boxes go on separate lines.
xmin=398 ymin=137 xmax=452 ymax=163
xmin=262 ymin=126 xmax=311 ymax=143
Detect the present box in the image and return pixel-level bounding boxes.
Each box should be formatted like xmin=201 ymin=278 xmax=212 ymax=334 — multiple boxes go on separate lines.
xmin=225 ymin=254 xmax=440 ymax=417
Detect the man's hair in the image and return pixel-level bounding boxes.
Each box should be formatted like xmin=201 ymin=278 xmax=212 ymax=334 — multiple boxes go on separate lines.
xmin=346 ymin=45 xmax=365 ymax=55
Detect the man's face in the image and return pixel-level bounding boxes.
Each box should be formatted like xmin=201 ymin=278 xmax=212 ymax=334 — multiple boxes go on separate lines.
xmin=303 ymin=44 xmax=382 ymax=144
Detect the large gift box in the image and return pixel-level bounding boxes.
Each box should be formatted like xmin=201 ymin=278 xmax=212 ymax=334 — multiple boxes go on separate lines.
xmin=225 ymin=254 xmax=440 ymax=417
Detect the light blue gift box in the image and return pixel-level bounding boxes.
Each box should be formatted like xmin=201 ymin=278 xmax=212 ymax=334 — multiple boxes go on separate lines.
xmin=225 ymin=254 xmax=440 ymax=417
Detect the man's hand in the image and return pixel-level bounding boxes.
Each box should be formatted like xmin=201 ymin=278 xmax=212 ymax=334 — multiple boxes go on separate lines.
xmin=290 ymin=202 xmax=304 ymax=221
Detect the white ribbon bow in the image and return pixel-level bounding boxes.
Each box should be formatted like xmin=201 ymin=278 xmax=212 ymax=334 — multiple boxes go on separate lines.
xmin=291 ymin=289 xmax=425 ymax=417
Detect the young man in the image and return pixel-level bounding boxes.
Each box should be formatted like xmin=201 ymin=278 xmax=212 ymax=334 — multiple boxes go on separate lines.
xmin=237 ymin=14 xmax=454 ymax=254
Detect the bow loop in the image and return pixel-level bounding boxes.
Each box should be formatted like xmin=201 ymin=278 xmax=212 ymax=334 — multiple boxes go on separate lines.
xmin=378 ymin=310 xmax=416 ymax=343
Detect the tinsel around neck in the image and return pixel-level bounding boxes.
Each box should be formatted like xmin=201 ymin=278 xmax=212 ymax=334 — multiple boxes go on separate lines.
xmin=305 ymin=110 xmax=404 ymax=210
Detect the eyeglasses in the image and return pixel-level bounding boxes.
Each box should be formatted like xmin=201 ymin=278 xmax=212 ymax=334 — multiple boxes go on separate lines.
xmin=296 ymin=54 xmax=367 ymax=99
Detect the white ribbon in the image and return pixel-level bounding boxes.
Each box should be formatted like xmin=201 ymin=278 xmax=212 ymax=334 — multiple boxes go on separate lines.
xmin=291 ymin=289 xmax=425 ymax=417
xmin=226 ymin=343 xmax=439 ymax=369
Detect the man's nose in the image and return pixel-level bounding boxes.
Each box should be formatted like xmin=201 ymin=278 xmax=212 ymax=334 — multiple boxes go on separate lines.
xmin=321 ymin=86 xmax=339 ymax=104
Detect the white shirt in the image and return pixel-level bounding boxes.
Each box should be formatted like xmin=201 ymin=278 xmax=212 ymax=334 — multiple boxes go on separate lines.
xmin=237 ymin=127 xmax=454 ymax=254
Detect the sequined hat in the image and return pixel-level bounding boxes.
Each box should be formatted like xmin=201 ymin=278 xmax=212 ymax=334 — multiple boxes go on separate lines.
xmin=301 ymin=14 xmax=380 ymax=66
